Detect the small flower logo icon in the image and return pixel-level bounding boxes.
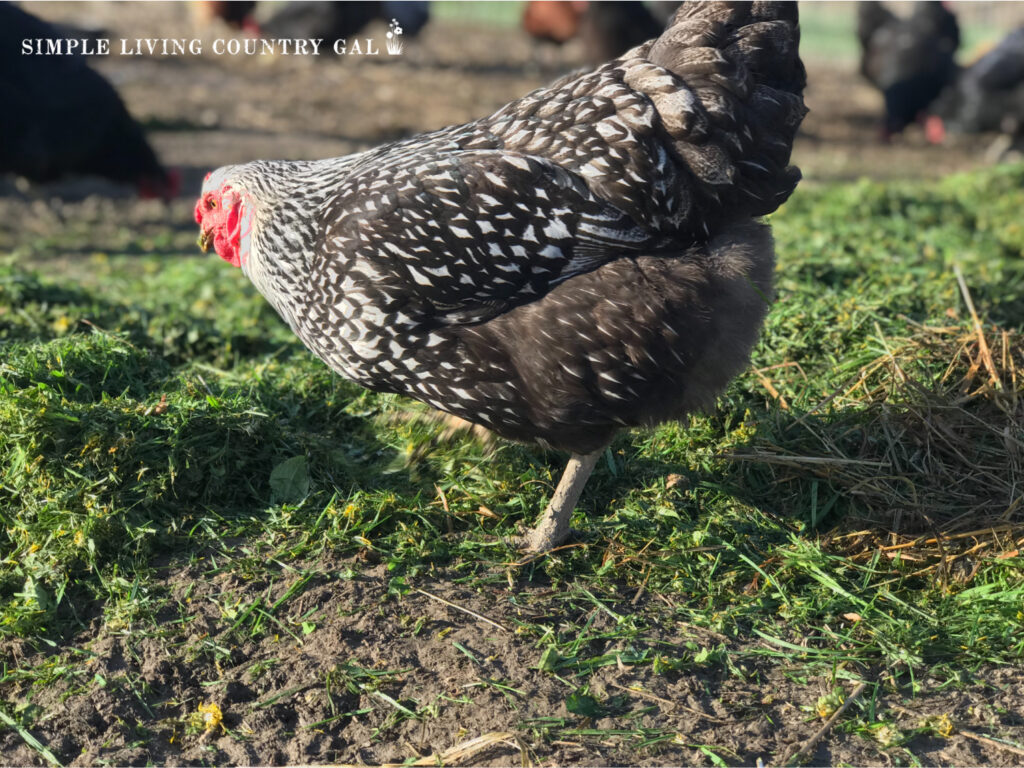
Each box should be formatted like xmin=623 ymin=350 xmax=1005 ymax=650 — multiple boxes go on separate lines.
xmin=386 ymin=18 xmax=404 ymax=55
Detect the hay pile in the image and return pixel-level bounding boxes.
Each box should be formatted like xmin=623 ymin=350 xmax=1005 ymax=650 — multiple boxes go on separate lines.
xmin=732 ymin=307 xmax=1022 ymax=557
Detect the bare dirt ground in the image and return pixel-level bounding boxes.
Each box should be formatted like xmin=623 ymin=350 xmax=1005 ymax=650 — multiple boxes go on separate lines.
xmin=5 ymin=557 xmax=1024 ymax=767
xmin=3 ymin=4 xmax=1023 ymax=767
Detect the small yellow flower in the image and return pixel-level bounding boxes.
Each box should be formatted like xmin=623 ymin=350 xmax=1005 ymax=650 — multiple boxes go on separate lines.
xmin=74 ymin=530 xmax=86 ymax=548
xmin=934 ymin=714 xmax=955 ymax=738
xmin=343 ymin=504 xmax=357 ymax=520
xmin=197 ymin=702 xmax=223 ymax=732
xmin=27 ymin=543 xmax=40 ymax=555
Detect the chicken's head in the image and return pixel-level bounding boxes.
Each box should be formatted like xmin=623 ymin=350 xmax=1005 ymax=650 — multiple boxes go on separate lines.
xmin=195 ymin=169 xmax=252 ymax=268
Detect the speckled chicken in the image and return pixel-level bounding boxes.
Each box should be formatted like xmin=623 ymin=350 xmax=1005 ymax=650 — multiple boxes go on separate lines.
xmin=195 ymin=1 xmax=807 ymax=552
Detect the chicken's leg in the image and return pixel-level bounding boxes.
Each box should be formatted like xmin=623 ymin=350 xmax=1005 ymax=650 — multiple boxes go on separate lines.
xmin=521 ymin=448 xmax=605 ymax=553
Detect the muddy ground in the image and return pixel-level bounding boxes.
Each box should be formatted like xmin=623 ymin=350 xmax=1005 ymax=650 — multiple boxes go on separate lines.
xmin=2 ymin=3 xmax=1023 ymax=766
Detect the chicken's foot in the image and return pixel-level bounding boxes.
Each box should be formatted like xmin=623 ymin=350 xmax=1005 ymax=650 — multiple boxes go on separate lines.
xmin=521 ymin=447 xmax=605 ymax=553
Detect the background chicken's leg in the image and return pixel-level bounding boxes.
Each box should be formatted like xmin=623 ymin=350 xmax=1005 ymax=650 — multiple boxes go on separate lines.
xmin=522 ymin=448 xmax=605 ymax=553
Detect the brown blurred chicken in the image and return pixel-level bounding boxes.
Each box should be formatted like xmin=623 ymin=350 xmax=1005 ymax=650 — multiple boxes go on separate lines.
xmin=523 ymin=1 xmax=666 ymax=65
xmin=522 ymin=0 xmax=586 ymax=45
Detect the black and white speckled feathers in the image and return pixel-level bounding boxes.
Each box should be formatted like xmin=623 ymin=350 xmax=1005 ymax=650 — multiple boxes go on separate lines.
xmin=200 ymin=1 xmax=807 ymax=453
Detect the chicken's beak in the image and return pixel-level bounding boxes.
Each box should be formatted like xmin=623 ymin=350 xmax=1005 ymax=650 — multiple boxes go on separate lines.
xmin=197 ymin=229 xmax=213 ymax=253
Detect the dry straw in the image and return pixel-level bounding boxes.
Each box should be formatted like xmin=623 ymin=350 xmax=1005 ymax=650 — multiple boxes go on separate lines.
xmin=731 ymin=290 xmax=1022 ymax=570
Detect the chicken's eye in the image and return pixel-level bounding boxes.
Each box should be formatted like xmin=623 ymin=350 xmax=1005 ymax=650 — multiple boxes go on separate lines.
xmin=207 ymin=198 xmax=217 ymax=209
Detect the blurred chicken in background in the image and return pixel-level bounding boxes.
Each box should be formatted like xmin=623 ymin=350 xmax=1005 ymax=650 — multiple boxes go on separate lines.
xmin=260 ymin=1 xmax=430 ymax=45
xmin=927 ymin=27 xmax=1024 ymax=158
xmin=191 ymin=1 xmax=260 ymax=34
xmin=0 ymin=3 xmax=179 ymax=199
xmin=190 ymin=1 xmax=430 ymax=44
xmin=857 ymin=1 xmax=960 ymax=140
xmin=522 ymin=0 xmax=584 ymax=47
xmin=523 ymin=1 xmax=668 ymax=65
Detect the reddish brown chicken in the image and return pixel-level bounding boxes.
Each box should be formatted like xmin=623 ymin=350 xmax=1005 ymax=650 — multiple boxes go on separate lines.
xmin=523 ymin=0 xmax=668 ymax=65
xmin=191 ymin=1 xmax=260 ymax=34
xmin=522 ymin=0 xmax=586 ymax=45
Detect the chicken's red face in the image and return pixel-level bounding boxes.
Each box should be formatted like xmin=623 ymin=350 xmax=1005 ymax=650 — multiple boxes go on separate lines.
xmin=195 ymin=174 xmax=250 ymax=268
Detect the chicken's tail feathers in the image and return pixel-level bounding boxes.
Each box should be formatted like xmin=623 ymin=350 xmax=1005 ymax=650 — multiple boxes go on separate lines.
xmin=651 ymin=2 xmax=804 ymax=94
xmin=624 ymin=1 xmax=807 ymax=220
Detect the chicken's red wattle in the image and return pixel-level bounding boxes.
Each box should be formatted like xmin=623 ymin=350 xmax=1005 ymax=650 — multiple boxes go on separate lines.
xmin=214 ymin=205 xmax=242 ymax=268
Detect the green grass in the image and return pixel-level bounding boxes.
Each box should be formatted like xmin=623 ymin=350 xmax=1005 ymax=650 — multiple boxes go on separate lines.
xmin=1 ymin=165 xmax=1023 ymax=762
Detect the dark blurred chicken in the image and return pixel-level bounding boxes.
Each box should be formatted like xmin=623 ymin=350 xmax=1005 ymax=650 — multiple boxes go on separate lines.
xmin=580 ymin=1 xmax=665 ymax=63
xmin=928 ymin=27 xmax=1024 ymax=147
xmin=857 ymin=1 xmax=960 ymax=138
xmin=261 ymin=1 xmax=430 ymax=44
xmin=0 ymin=3 xmax=178 ymax=198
